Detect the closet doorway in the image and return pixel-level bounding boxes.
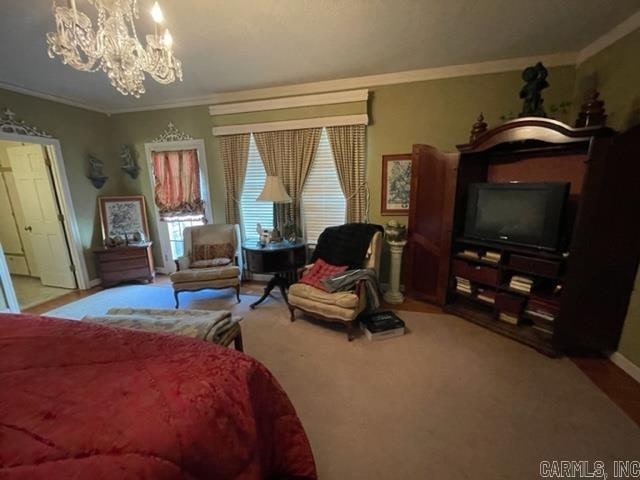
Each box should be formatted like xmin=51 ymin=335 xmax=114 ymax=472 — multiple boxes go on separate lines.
xmin=0 ymin=136 xmax=85 ymax=310
xmin=144 ymin=139 xmax=213 ymax=274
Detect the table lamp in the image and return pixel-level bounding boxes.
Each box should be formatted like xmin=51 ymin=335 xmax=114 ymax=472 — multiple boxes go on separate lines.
xmin=257 ymin=175 xmax=291 ymax=242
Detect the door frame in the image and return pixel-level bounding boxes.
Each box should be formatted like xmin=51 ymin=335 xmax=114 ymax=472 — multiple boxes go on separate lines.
xmin=0 ymin=132 xmax=90 ymax=290
xmin=0 ymin=242 xmax=20 ymax=312
xmin=143 ymin=139 xmax=213 ymax=274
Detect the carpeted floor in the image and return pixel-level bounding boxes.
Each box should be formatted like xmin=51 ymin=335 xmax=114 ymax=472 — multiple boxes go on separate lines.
xmin=47 ymin=284 xmax=640 ymax=479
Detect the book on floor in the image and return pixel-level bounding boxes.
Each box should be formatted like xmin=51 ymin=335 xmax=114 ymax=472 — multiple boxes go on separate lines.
xmin=360 ymin=311 xmax=406 ymax=341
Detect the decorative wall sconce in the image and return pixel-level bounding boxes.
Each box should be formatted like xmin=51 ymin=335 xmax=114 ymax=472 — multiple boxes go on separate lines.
xmin=87 ymin=154 xmax=108 ymax=189
xmin=120 ymin=145 xmax=140 ymax=179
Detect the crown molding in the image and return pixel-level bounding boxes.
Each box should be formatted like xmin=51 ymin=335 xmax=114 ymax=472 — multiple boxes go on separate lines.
xmin=111 ymin=51 xmax=576 ymax=114
xmin=206 ymin=52 xmax=577 ymax=106
xmin=212 ymin=114 xmax=368 ymax=136
xmin=577 ymin=9 xmax=640 ymax=65
xmin=209 ymin=89 xmax=368 ymax=116
xmin=0 ymin=81 xmax=108 ymax=114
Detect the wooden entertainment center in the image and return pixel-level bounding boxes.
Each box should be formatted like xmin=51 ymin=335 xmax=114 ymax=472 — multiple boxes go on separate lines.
xmin=405 ymin=118 xmax=640 ymax=356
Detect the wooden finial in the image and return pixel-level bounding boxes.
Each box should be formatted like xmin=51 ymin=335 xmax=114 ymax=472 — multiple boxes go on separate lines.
xmin=575 ymin=90 xmax=607 ymax=127
xmin=469 ymin=113 xmax=488 ymax=142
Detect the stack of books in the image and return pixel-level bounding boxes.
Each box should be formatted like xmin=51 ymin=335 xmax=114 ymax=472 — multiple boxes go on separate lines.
xmin=499 ymin=312 xmax=519 ymax=325
xmin=455 ymin=277 xmax=473 ymax=294
xmin=360 ymin=311 xmax=406 ymax=341
xmin=525 ymin=293 xmax=560 ymax=335
xmin=458 ymin=249 xmax=480 ymax=259
xmin=509 ymin=275 xmax=534 ymax=293
xmin=476 ymin=288 xmax=495 ymax=304
xmin=481 ymin=250 xmax=501 ymax=263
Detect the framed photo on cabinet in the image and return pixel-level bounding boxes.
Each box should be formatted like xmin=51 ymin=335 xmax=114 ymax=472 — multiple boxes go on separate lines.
xmin=98 ymin=195 xmax=149 ymax=243
xmin=381 ymin=154 xmax=412 ymax=215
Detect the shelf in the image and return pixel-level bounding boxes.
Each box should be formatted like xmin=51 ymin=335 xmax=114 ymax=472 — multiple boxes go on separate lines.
xmin=453 ymin=254 xmax=501 ymax=267
xmin=452 ymin=289 xmax=496 ymax=308
xmin=454 ymin=237 xmax=566 ymax=261
xmin=444 ymin=298 xmax=558 ymax=356
xmin=503 ymin=264 xmax=563 ymax=280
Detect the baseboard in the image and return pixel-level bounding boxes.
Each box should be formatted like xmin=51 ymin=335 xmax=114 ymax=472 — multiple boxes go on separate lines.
xmin=88 ymin=278 xmax=102 ymax=288
xmin=610 ymin=351 xmax=640 ymax=384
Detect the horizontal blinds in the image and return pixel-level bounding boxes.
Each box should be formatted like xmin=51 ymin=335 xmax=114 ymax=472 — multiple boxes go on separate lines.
xmin=241 ymin=135 xmax=273 ymax=241
xmin=302 ymin=128 xmax=346 ymax=244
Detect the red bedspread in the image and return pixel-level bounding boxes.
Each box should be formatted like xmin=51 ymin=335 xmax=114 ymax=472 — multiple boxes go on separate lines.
xmin=0 ymin=314 xmax=316 ymax=479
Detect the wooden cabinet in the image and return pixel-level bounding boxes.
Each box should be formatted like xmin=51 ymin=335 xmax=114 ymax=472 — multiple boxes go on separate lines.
xmin=405 ymin=118 xmax=640 ymax=356
xmin=94 ymin=242 xmax=155 ymax=288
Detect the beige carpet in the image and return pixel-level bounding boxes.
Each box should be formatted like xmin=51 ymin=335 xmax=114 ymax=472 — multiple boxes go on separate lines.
xmin=49 ymin=285 xmax=640 ymax=479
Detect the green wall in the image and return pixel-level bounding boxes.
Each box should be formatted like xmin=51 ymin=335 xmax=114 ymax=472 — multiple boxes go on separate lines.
xmin=574 ymin=28 xmax=640 ymax=368
xmin=1 ymin=27 xmax=638 ymax=367
xmin=0 ymin=89 xmax=117 ymax=280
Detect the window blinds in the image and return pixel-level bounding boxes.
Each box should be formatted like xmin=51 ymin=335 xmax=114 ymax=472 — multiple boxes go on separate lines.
xmin=240 ymin=135 xmax=273 ymax=242
xmin=301 ymin=129 xmax=347 ymax=244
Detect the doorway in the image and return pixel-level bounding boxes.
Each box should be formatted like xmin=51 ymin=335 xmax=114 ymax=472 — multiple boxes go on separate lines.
xmin=144 ymin=139 xmax=213 ymax=274
xmin=0 ymin=139 xmax=77 ymax=309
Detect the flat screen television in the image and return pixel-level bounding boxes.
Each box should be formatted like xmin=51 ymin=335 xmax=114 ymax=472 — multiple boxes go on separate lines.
xmin=463 ymin=182 xmax=570 ymax=251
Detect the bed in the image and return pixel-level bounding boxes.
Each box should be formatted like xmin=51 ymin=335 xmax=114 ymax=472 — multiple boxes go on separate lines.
xmin=0 ymin=313 xmax=316 ymax=479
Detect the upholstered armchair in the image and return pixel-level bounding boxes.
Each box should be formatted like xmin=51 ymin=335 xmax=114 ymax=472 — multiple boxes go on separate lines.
xmin=170 ymin=224 xmax=243 ymax=308
xmin=287 ymin=231 xmax=383 ymax=341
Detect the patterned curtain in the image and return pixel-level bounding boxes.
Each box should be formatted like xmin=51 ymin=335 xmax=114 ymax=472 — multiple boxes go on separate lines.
xmin=151 ymin=149 xmax=204 ymax=219
xmin=326 ymin=124 xmax=367 ymax=222
xmin=219 ymin=134 xmax=250 ymax=226
xmin=253 ymin=128 xmax=322 ymax=230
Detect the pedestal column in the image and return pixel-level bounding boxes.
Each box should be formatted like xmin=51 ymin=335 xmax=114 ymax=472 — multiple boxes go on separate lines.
xmin=383 ymin=240 xmax=407 ymax=304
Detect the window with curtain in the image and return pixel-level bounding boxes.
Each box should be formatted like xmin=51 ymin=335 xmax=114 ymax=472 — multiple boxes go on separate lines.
xmin=151 ymin=149 xmax=206 ymax=259
xmin=240 ymin=135 xmax=273 ymax=242
xmin=301 ymin=128 xmax=346 ymax=244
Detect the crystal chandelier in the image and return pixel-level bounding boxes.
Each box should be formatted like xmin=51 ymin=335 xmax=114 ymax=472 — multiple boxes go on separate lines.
xmin=46 ymin=0 xmax=183 ymax=97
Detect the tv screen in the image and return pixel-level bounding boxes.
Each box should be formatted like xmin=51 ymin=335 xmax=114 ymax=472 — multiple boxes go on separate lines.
xmin=464 ymin=182 xmax=569 ymax=251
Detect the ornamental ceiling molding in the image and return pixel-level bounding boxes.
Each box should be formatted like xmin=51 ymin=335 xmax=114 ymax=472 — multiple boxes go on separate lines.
xmin=152 ymin=122 xmax=194 ymax=142
xmin=0 ymin=108 xmax=52 ymax=138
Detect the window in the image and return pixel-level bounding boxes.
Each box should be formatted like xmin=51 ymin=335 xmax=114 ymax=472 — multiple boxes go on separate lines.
xmin=166 ymin=216 xmax=205 ymax=259
xmin=301 ymin=128 xmax=346 ymax=244
xmin=241 ymin=135 xmax=273 ymax=242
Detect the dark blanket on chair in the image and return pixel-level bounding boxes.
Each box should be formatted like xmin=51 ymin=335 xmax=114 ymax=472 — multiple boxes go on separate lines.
xmin=0 ymin=313 xmax=316 ymax=480
xmin=311 ymin=223 xmax=383 ymax=269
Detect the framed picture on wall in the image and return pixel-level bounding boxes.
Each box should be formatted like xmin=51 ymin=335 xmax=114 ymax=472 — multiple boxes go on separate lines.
xmin=381 ymin=154 xmax=412 ymax=215
xmin=98 ymin=195 xmax=149 ymax=244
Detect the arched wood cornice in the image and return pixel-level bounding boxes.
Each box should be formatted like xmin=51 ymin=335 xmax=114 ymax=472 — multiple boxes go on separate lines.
xmin=457 ymin=117 xmax=615 ymax=153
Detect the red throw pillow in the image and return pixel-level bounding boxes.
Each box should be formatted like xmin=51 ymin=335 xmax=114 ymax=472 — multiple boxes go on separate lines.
xmin=299 ymin=258 xmax=348 ymax=291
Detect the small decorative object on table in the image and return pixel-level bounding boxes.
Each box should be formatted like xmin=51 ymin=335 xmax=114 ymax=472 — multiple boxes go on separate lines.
xmin=360 ymin=310 xmax=406 ymax=341
xmin=382 ymin=154 xmax=412 ymax=215
xmin=519 ymin=62 xmax=549 ymax=117
xmin=87 ymin=154 xmax=108 ymax=189
xmin=383 ymin=221 xmax=407 ymax=304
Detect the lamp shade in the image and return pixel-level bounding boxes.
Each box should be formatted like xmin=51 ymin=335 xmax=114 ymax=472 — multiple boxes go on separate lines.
xmin=257 ymin=176 xmax=292 ymax=203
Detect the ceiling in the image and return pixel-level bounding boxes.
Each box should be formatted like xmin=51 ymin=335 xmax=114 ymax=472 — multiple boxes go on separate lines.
xmin=0 ymin=0 xmax=638 ymax=112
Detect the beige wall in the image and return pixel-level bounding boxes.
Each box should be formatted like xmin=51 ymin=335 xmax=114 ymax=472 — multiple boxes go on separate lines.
xmin=0 ymin=89 xmax=118 ymax=279
xmin=110 ymin=66 xmax=576 ymax=273
xmin=574 ymin=28 xmax=640 ymax=367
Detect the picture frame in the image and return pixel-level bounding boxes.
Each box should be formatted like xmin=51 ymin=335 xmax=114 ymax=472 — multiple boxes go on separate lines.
xmin=381 ymin=154 xmax=412 ymax=215
xmin=98 ymin=195 xmax=149 ymax=244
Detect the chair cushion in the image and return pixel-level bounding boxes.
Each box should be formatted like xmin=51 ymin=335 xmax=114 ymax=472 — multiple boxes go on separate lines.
xmin=170 ymin=265 xmax=240 ymax=283
xmin=191 ymin=258 xmax=232 ymax=268
xmin=288 ymin=282 xmax=359 ymax=309
xmin=298 ymin=258 xmax=347 ymax=290
xmin=193 ymin=243 xmax=235 ymax=261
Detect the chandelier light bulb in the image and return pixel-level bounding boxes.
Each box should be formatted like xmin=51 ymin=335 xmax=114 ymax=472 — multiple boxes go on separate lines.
xmin=163 ymin=29 xmax=173 ymax=48
xmin=151 ymin=2 xmax=164 ymax=23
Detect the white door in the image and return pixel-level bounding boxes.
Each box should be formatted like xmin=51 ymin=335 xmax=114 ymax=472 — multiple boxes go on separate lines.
xmin=7 ymin=145 xmax=77 ymax=289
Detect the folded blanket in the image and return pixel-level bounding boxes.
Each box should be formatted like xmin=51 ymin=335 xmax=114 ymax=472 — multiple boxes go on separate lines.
xmin=321 ymin=268 xmax=381 ymax=310
xmin=83 ymin=308 xmax=241 ymax=345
